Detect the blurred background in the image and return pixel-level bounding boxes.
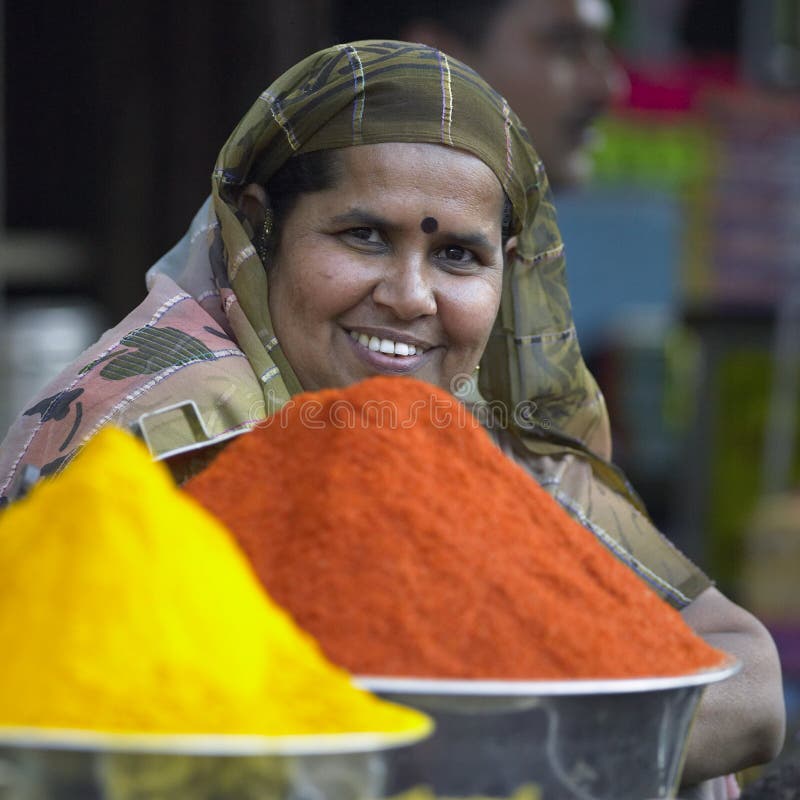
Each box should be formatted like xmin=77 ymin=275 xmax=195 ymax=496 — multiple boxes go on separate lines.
xmin=1 ymin=0 xmax=800 ymax=743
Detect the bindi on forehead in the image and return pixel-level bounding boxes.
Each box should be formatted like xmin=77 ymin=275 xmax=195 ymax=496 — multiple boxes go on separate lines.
xmin=420 ymin=217 xmax=438 ymax=234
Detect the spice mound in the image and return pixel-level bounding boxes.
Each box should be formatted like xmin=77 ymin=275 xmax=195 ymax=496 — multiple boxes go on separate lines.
xmin=184 ymin=376 xmax=727 ymax=681
xmin=0 ymin=427 xmax=429 ymax=738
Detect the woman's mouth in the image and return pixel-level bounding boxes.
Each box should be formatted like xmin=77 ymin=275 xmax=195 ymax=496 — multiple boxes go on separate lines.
xmin=345 ymin=328 xmax=436 ymax=373
xmin=347 ymin=329 xmax=428 ymax=357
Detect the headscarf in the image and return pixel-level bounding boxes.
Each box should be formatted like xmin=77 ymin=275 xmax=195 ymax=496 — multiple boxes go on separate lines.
xmin=0 ymin=41 xmax=709 ymax=605
xmin=166 ymin=40 xmax=617 ymax=475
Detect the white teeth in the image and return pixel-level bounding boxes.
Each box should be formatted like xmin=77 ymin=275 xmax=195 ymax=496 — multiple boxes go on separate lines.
xmin=349 ymin=329 xmax=424 ymax=356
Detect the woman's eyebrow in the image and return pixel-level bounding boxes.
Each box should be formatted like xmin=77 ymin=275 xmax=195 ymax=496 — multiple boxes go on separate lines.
xmin=331 ymin=208 xmax=494 ymax=249
xmin=330 ymin=209 xmax=392 ymax=229
xmin=441 ymin=230 xmax=494 ymax=250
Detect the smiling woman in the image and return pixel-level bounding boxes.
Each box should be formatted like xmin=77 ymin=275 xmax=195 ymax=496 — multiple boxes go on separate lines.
xmin=0 ymin=41 xmax=785 ymax=792
xmin=0 ymin=40 xmax=723 ymax=602
xmin=241 ymin=142 xmax=507 ymax=393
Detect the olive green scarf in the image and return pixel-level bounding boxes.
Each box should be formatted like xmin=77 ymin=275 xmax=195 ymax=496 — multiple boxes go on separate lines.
xmin=210 ymin=40 xmax=630 ymax=493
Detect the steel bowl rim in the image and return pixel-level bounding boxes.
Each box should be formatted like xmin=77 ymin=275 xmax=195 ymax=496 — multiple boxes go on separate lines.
xmin=355 ymin=655 xmax=740 ymax=698
xmin=0 ymin=724 xmax=431 ymax=756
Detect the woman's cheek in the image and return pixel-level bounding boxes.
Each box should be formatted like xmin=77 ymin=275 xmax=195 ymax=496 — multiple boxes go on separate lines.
xmin=316 ymin=254 xmax=375 ymax=301
xmin=442 ymin=278 xmax=502 ymax=347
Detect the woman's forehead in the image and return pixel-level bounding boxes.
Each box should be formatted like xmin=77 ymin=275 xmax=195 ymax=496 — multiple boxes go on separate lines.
xmin=324 ymin=142 xmax=505 ymax=215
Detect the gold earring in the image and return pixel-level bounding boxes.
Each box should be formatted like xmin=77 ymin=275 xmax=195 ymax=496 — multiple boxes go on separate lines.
xmin=257 ymin=209 xmax=273 ymax=265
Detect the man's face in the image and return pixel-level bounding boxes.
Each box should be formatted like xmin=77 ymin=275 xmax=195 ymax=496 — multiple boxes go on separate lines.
xmin=468 ymin=0 xmax=626 ymax=189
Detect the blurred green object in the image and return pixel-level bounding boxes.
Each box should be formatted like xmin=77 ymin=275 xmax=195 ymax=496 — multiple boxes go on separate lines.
xmin=707 ymin=350 xmax=800 ymax=592
xmin=0 ymin=747 xmax=386 ymax=800
xmin=593 ymin=113 xmax=711 ymax=191
xmin=101 ymin=753 xmax=288 ymax=800
xmin=741 ymin=491 xmax=800 ymax=622
xmin=387 ymin=786 xmax=541 ymax=800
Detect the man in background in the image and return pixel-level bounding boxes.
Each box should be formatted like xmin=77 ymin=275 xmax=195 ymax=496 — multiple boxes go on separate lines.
xmin=331 ymin=0 xmax=628 ymax=189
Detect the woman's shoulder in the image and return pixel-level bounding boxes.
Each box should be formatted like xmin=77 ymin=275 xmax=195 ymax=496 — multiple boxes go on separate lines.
xmin=0 ymin=276 xmax=263 ymax=505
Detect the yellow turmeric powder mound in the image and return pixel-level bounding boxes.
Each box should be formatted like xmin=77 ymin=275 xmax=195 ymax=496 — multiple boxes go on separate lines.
xmin=0 ymin=427 xmax=430 ymax=740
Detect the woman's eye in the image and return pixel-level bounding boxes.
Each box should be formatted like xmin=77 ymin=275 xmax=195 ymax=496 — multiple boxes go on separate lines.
xmin=436 ymin=245 xmax=476 ymax=265
xmin=347 ymin=227 xmax=382 ymax=243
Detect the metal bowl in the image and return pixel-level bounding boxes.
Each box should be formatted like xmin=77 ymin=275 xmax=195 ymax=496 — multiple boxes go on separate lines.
xmin=0 ymin=726 xmax=428 ymax=800
xmin=0 ymin=660 xmax=738 ymax=800
xmin=356 ymin=658 xmax=740 ymax=800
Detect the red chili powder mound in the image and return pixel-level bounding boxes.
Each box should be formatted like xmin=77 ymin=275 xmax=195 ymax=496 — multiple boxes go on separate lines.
xmin=183 ymin=376 xmax=726 ymax=680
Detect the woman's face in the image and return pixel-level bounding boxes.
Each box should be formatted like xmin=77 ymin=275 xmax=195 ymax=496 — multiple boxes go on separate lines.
xmin=267 ymin=142 xmax=507 ymax=394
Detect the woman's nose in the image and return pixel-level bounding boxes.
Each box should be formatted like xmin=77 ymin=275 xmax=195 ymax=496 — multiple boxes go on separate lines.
xmin=371 ymin=257 xmax=438 ymax=320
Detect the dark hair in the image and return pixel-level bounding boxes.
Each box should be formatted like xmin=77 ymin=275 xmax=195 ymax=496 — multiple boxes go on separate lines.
xmin=265 ymin=149 xmax=341 ymax=254
xmin=331 ymin=0 xmax=509 ymax=50
xmin=264 ymin=149 xmax=514 ymax=253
